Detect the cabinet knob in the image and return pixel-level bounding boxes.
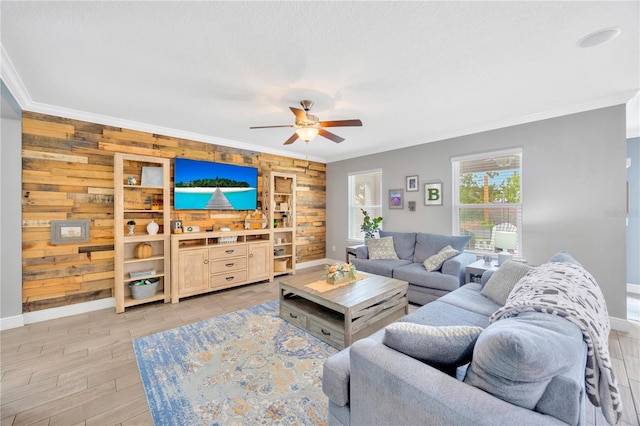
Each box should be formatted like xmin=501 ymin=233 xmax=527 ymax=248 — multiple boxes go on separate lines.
xmin=204 ymin=259 xmax=209 ymax=264
xmin=249 ymin=254 xmax=254 ymax=258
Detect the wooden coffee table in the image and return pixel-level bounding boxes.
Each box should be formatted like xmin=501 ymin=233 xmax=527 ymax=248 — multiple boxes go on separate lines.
xmin=278 ymin=264 xmax=409 ymax=350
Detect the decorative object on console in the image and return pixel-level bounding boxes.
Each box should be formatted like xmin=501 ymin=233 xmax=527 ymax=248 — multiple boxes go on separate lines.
xmin=146 ymin=220 xmax=159 ymax=235
xmin=184 ymin=225 xmax=200 ymax=233
xmin=326 ymin=262 xmax=357 ymax=284
xmin=483 ymin=254 xmax=493 ymax=264
xmin=171 ymin=220 xmax=183 ymax=234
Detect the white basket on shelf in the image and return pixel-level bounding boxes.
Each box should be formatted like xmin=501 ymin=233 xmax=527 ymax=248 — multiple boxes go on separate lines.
xmin=219 ymin=235 xmax=238 ymax=244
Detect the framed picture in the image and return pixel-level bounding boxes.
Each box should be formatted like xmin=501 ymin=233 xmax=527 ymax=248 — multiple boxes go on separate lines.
xmin=141 ymin=166 xmax=163 ymax=187
xmin=424 ymin=182 xmax=443 ymax=206
xmin=406 ymin=175 xmax=419 ymax=192
xmin=389 ymin=189 xmax=404 ymax=209
xmin=50 ymin=220 xmax=90 ymax=245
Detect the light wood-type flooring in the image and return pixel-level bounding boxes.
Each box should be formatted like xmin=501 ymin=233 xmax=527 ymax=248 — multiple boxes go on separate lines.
xmin=1 ymin=279 xmax=639 ymax=425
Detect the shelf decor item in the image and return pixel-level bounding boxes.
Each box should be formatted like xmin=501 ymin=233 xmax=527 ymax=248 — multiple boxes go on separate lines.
xmin=147 ymin=220 xmax=159 ymax=235
xmin=129 ymin=278 xmax=159 ymax=300
xmin=127 ymin=220 xmax=136 ymax=236
xmin=326 ymin=262 xmax=357 ymax=285
xmin=134 ymin=242 xmax=153 ymax=259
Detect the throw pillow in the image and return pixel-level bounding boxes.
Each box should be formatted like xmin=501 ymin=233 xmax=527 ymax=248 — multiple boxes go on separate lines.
xmin=365 ymin=236 xmax=399 ymax=260
xmin=481 ymin=261 xmax=532 ymax=305
xmin=383 ymin=322 xmax=483 ymax=369
xmin=423 ymin=245 xmax=460 ymax=271
xmin=463 ymin=313 xmax=578 ymax=410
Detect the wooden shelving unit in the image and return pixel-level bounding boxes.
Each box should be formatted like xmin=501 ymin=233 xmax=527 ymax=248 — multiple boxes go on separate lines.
xmin=264 ymin=171 xmax=296 ymax=276
xmin=114 ymin=153 xmax=171 ymax=313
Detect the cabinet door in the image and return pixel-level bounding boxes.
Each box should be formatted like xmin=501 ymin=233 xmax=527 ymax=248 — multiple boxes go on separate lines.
xmin=178 ymin=248 xmax=209 ymax=295
xmin=247 ymin=241 xmax=271 ymax=281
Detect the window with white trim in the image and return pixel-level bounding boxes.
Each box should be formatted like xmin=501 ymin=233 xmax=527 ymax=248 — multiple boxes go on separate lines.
xmin=452 ymin=149 xmax=523 ymax=255
xmin=348 ymin=169 xmax=382 ymax=241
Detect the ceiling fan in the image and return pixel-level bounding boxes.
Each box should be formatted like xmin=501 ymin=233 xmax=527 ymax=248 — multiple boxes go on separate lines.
xmin=250 ymin=100 xmax=362 ymax=145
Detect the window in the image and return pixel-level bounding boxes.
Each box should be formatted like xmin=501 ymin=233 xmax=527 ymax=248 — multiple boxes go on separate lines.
xmin=348 ymin=169 xmax=383 ymax=241
xmin=452 ymin=149 xmax=522 ymax=255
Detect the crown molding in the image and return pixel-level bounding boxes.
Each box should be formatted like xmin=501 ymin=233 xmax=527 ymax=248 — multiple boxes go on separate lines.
xmin=0 ymin=45 xmax=326 ymax=163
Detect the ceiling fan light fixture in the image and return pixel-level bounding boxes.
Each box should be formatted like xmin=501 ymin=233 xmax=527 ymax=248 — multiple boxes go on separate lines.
xmin=295 ymin=127 xmax=319 ymax=142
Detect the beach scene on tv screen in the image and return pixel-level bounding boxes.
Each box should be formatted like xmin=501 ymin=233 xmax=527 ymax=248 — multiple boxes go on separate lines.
xmin=174 ymin=158 xmax=258 ymax=210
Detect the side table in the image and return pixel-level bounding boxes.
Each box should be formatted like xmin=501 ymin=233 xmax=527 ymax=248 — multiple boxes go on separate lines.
xmin=346 ymin=245 xmax=361 ymax=262
xmin=465 ymin=259 xmax=499 ymax=284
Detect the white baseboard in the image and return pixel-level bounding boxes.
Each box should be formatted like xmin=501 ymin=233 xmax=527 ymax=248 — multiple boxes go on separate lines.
xmin=296 ymin=258 xmax=331 ymax=269
xmin=20 ymin=298 xmax=116 ymax=326
xmin=627 ymin=283 xmax=640 ymax=295
xmin=610 ymin=316 xmax=631 ymax=333
xmin=0 ymin=314 xmax=25 ymax=330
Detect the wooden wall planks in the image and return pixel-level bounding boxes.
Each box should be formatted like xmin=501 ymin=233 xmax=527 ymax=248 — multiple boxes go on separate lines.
xmin=21 ymin=111 xmax=326 ymax=312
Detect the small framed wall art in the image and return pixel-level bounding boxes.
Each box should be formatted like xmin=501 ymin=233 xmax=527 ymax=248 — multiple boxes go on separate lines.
xmin=50 ymin=220 xmax=90 ymax=245
xmin=406 ymin=175 xmax=419 ymax=192
xmin=389 ymin=189 xmax=404 ymax=209
xmin=424 ymin=182 xmax=443 ymax=206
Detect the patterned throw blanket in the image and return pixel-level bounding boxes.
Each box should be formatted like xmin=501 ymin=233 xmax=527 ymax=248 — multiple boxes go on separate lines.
xmin=490 ymin=262 xmax=622 ymax=425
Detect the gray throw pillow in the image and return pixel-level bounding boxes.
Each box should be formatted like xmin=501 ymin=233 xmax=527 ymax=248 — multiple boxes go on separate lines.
xmin=464 ymin=313 xmax=577 ymax=410
xmin=383 ymin=322 xmax=483 ymax=368
xmin=481 ymin=261 xmax=532 ymax=305
xmin=423 ymin=245 xmax=459 ymax=272
xmin=365 ymin=236 xmax=399 ymax=260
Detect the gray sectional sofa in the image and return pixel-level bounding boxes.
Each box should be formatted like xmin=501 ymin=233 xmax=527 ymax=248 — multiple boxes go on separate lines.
xmin=323 ymin=252 xmax=610 ymax=426
xmin=351 ymin=231 xmax=477 ymax=304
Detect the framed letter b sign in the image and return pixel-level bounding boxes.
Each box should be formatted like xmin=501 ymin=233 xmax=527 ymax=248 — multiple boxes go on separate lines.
xmin=424 ymin=182 xmax=443 ymax=206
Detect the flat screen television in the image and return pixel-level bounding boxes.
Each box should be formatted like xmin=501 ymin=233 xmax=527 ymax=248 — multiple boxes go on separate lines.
xmin=174 ymin=157 xmax=258 ymax=210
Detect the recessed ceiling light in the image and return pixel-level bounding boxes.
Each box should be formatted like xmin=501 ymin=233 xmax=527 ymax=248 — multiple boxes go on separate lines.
xmin=577 ymin=27 xmax=621 ymax=48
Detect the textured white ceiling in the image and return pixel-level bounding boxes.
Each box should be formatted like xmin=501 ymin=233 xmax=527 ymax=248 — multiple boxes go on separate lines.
xmin=1 ymin=1 xmax=638 ymax=163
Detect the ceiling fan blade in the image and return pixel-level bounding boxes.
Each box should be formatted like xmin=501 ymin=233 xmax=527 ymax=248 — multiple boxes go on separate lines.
xmin=319 ymin=119 xmax=363 ymax=128
xmin=283 ymin=133 xmax=299 ymax=145
xmin=249 ymin=125 xmax=294 ymax=129
xmin=319 ymin=128 xmax=345 ymax=143
xmin=290 ymin=107 xmax=307 ymax=121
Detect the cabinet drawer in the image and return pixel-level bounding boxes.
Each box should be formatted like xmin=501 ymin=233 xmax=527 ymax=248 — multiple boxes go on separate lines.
xmin=210 ymin=257 xmax=247 ymax=274
xmin=210 ymin=270 xmax=247 ymax=289
xmin=209 ymin=244 xmax=247 ymax=259
xmin=308 ymin=318 xmax=345 ymax=349
xmin=279 ymin=303 xmax=308 ymax=329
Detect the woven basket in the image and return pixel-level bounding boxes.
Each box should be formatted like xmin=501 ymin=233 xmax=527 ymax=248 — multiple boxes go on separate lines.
xmin=129 ymin=279 xmax=159 ymax=300
xmin=274 ymin=260 xmax=287 ymax=272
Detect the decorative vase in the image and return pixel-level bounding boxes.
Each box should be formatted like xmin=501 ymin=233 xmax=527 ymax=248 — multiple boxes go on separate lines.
xmin=483 ymin=254 xmax=493 ymax=264
xmin=146 ymin=220 xmax=159 ymax=235
xmin=128 ymin=224 xmax=135 ymax=236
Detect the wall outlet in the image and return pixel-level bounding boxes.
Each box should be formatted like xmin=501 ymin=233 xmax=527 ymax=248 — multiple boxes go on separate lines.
xmin=332 ymin=245 xmax=336 ymax=252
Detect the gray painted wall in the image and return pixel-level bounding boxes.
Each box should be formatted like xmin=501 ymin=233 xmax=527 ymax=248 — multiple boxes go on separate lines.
xmin=628 ymin=137 xmax=640 ymax=285
xmin=327 ymin=106 xmax=628 ymax=319
xmin=1 ymin=116 xmax=23 ymax=320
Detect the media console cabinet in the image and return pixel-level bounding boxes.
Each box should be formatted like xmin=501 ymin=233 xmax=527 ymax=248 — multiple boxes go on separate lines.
xmin=170 ymin=230 xmax=272 ymax=303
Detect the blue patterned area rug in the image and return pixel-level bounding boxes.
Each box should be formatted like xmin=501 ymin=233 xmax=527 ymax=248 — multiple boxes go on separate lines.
xmin=133 ymin=300 xmax=337 ymax=425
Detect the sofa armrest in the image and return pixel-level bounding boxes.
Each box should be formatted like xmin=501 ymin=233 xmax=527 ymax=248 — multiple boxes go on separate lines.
xmin=355 ymin=245 xmax=369 ymax=259
xmin=349 ymin=338 xmax=567 ymax=426
xmin=441 ymin=252 xmax=477 ymax=284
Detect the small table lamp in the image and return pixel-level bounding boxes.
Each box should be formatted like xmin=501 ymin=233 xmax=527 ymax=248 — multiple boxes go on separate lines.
xmin=495 ymin=231 xmax=517 ymax=266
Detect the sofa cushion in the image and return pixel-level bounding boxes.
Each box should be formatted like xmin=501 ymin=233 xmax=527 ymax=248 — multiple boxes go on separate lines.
xmin=480 ymin=261 xmax=532 ymax=305
xmin=379 ymin=231 xmax=417 ymax=260
xmin=393 ymin=263 xmax=461 ymax=292
xmin=351 ymin=258 xmax=411 ymax=278
xmin=366 ymin=236 xmax=399 ymax=260
xmin=322 ymin=347 xmax=351 ymax=407
xmin=464 ymin=312 xmax=583 ymax=411
xmin=383 ymin=323 xmax=483 ymax=370
xmin=438 ymin=283 xmax=502 ymax=317
xmin=413 ymin=233 xmax=470 ymax=264
xmin=423 ymin=245 xmax=459 ymax=272
xmin=401 ymin=300 xmax=492 ymax=329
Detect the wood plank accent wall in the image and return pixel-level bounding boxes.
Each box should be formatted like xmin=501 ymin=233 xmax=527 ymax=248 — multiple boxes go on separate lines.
xmin=21 ymin=111 xmax=326 ymax=313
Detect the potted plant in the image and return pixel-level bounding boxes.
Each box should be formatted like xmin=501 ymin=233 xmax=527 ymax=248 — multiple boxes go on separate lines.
xmin=360 ymin=209 xmax=382 ymax=239
xmin=127 ymin=220 xmax=136 ymax=236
